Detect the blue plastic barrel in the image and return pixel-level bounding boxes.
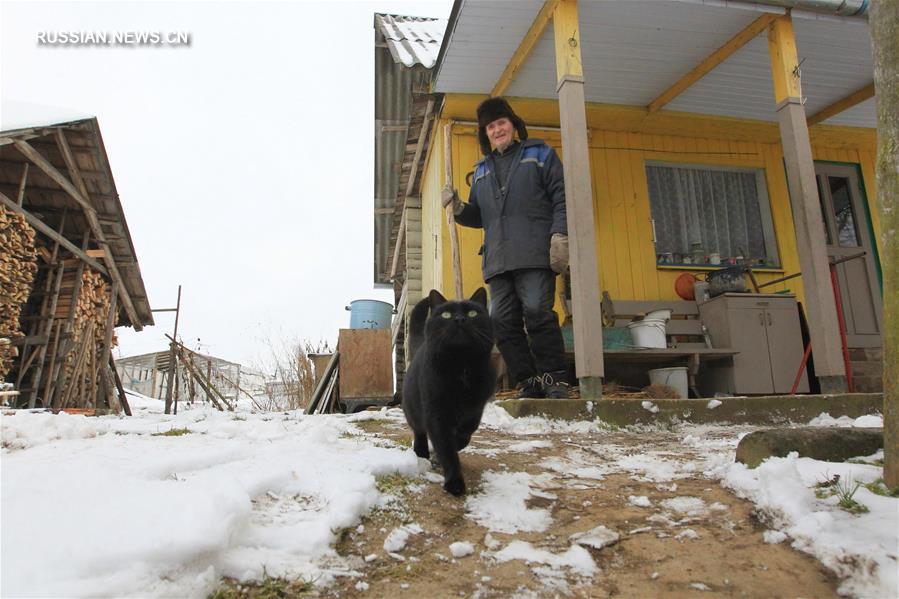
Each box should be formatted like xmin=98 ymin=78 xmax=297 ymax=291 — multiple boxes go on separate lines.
xmin=345 ymin=299 xmax=395 ymax=329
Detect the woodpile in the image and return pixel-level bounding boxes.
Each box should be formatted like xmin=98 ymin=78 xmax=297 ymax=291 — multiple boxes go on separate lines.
xmin=56 ymin=269 xmax=116 ymax=409
xmin=0 ymin=205 xmax=38 ymax=380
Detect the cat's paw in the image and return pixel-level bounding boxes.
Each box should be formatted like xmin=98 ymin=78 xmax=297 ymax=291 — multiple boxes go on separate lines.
xmin=444 ymin=477 xmax=466 ymax=496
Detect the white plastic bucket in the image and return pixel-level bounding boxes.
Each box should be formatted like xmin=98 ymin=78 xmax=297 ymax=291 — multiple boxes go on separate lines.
xmin=648 ymin=366 xmax=688 ymax=398
xmin=645 ymin=308 xmax=672 ymax=321
xmin=626 ymin=318 xmax=667 ymax=348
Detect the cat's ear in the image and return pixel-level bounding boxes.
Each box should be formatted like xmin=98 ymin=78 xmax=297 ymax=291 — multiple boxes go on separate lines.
xmin=469 ymin=287 xmax=488 ymax=307
xmin=428 ymin=289 xmax=447 ymax=309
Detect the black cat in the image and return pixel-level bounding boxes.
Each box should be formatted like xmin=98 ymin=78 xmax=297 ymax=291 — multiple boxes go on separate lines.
xmin=402 ymin=288 xmax=496 ymax=496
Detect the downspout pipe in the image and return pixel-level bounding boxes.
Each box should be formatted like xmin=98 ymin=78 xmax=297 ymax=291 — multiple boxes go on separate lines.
xmin=735 ymin=0 xmax=868 ymax=17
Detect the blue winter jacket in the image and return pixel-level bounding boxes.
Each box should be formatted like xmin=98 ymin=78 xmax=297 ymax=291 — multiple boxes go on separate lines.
xmin=455 ymin=139 xmax=567 ymax=281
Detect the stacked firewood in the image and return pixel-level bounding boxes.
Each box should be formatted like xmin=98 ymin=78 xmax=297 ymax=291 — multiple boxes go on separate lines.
xmin=57 ymin=269 xmax=115 ymax=408
xmin=0 ymin=206 xmax=38 ymax=380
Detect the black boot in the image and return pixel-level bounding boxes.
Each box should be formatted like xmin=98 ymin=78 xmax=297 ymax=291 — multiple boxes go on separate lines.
xmin=542 ymin=370 xmax=570 ymax=399
xmin=515 ymin=375 xmax=545 ymax=399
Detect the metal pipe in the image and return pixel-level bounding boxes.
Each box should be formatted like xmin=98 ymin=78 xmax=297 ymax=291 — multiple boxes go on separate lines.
xmin=734 ymin=1 xmax=868 ymax=17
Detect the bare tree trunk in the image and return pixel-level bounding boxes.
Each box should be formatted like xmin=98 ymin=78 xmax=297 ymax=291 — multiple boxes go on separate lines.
xmin=870 ymin=0 xmax=898 ymax=488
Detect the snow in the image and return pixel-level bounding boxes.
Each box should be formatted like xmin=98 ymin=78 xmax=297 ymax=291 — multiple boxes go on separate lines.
xmin=383 ymin=524 xmax=422 ymax=553
xmin=2 ymin=406 xmax=894 ymax=598
xmin=491 ymin=541 xmax=596 ymax=577
xmin=723 ymin=452 xmax=897 ymax=597
xmin=464 ymin=471 xmax=554 ymax=534
xmin=449 ymin=541 xmax=475 ymax=558
xmin=807 ymin=413 xmax=883 ymax=428
xmin=641 ymin=401 xmax=659 ymax=414
xmin=569 ymin=525 xmax=619 ymax=550
xmin=1 ymin=407 xmax=422 ymax=597
xmin=628 ymin=495 xmax=652 ymax=508
xmin=706 ymin=399 xmax=722 ymax=409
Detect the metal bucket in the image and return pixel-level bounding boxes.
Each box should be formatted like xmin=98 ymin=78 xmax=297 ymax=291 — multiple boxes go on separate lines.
xmin=345 ymin=299 xmax=395 ymax=329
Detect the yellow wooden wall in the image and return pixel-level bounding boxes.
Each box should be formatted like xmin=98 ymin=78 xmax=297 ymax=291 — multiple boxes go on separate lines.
xmin=422 ymin=97 xmax=880 ymax=308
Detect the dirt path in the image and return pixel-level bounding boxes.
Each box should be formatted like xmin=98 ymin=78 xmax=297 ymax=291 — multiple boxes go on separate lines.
xmin=319 ymin=413 xmax=839 ymax=598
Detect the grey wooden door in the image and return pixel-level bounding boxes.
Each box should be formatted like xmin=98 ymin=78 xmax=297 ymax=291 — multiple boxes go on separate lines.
xmin=814 ymin=163 xmax=882 ymax=348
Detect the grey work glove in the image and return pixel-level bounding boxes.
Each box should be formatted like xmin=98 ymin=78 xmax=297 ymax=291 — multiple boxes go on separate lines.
xmin=550 ymin=233 xmax=569 ymax=274
xmin=441 ymin=183 xmax=463 ymax=215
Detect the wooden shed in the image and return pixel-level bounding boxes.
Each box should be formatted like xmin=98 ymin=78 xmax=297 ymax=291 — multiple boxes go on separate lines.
xmin=377 ymin=0 xmax=884 ymax=399
xmin=0 ymin=117 xmax=154 ymax=410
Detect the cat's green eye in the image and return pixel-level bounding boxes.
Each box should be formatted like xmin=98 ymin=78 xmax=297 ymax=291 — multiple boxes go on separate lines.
xmin=441 ymin=311 xmax=452 ymax=319
xmin=467 ymin=310 xmax=478 ymax=317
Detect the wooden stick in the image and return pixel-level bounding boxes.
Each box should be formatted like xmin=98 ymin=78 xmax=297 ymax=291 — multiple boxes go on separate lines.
xmin=305 ymin=352 xmax=339 ymax=414
xmin=443 ymin=123 xmax=464 ymax=299
xmin=109 ymin=355 xmax=131 ymax=416
xmin=16 ymin=163 xmax=29 ymax=206
xmin=41 ymin=320 xmax=64 ymax=407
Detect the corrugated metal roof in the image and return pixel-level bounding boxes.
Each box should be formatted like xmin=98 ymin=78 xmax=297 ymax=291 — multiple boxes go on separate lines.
xmin=434 ymin=0 xmax=875 ymax=128
xmin=373 ymin=14 xmax=445 ymax=286
xmin=376 ymin=14 xmax=447 ymax=68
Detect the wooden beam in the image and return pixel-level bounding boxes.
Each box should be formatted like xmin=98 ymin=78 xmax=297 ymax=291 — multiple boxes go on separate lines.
xmin=807 ymin=82 xmax=875 ymax=126
xmin=648 ymin=13 xmax=778 ymax=114
xmin=768 ymin=15 xmax=802 ymax=101
xmin=389 ymin=207 xmax=407 ymax=281
xmin=13 ymin=137 xmax=143 ymax=331
xmin=553 ymin=0 xmax=583 ymax=85
xmin=492 ymin=0 xmax=559 ymax=97
xmin=768 ymin=14 xmax=846 ymax=391
xmin=553 ymin=0 xmax=604 ymax=398
xmin=0 ymin=191 xmax=108 ymax=275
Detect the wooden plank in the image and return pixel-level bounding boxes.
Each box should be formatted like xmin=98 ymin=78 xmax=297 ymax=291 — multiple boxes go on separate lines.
xmin=609 ymin=300 xmax=699 ymax=317
xmin=109 ymin=355 xmax=132 ymax=416
xmin=648 ymin=13 xmax=778 ymax=114
xmin=807 ymin=83 xmax=875 ymax=127
xmin=305 ymin=351 xmax=339 ymax=414
xmin=337 ymin=329 xmax=392 ymax=400
xmin=491 ymin=0 xmax=559 ymax=97
xmin=612 ymin=319 xmax=703 ymax=335
xmin=388 ymin=207 xmax=406 ymax=281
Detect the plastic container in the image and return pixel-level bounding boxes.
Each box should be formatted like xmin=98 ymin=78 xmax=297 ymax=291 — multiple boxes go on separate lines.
xmin=627 ymin=318 xmax=667 ymax=348
xmin=345 ymin=299 xmax=395 ymax=329
xmin=648 ymin=366 xmax=688 ymax=398
xmin=645 ymin=308 xmax=672 ymax=321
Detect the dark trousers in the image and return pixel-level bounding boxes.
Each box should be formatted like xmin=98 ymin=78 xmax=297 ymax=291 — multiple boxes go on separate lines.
xmin=488 ymin=268 xmax=566 ymax=384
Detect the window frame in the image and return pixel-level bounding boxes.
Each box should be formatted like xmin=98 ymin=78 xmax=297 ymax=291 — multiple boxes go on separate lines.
xmin=645 ymin=160 xmax=781 ymax=269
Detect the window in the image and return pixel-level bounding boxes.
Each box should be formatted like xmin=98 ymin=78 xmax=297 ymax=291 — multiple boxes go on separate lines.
xmin=646 ymin=163 xmax=780 ymax=268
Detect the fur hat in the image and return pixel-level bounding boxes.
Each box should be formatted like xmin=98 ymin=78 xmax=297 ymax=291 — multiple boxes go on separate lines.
xmin=476 ymin=97 xmax=528 ymax=155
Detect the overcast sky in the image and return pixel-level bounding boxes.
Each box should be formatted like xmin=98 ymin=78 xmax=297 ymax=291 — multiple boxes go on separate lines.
xmin=1 ymin=0 xmax=453 ymax=370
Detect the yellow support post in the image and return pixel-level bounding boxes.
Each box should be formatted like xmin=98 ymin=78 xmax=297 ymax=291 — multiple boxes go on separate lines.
xmin=767 ymin=14 xmax=847 ymax=392
xmin=552 ymin=0 xmax=604 ymax=399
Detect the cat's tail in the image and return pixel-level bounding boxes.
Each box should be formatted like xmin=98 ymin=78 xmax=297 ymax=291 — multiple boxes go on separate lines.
xmin=406 ymin=296 xmax=430 ymax=362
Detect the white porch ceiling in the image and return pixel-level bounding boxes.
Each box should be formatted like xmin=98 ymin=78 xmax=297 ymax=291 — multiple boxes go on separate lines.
xmin=433 ymin=0 xmax=875 ymax=128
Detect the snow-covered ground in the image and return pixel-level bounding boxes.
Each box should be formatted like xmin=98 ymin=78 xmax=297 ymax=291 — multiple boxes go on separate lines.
xmin=1 ymin=397 xmax=894 ymax=598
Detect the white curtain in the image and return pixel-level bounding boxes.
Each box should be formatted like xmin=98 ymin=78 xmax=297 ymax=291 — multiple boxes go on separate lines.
xmin=646 ymin=165 xmax=769 ymax=264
